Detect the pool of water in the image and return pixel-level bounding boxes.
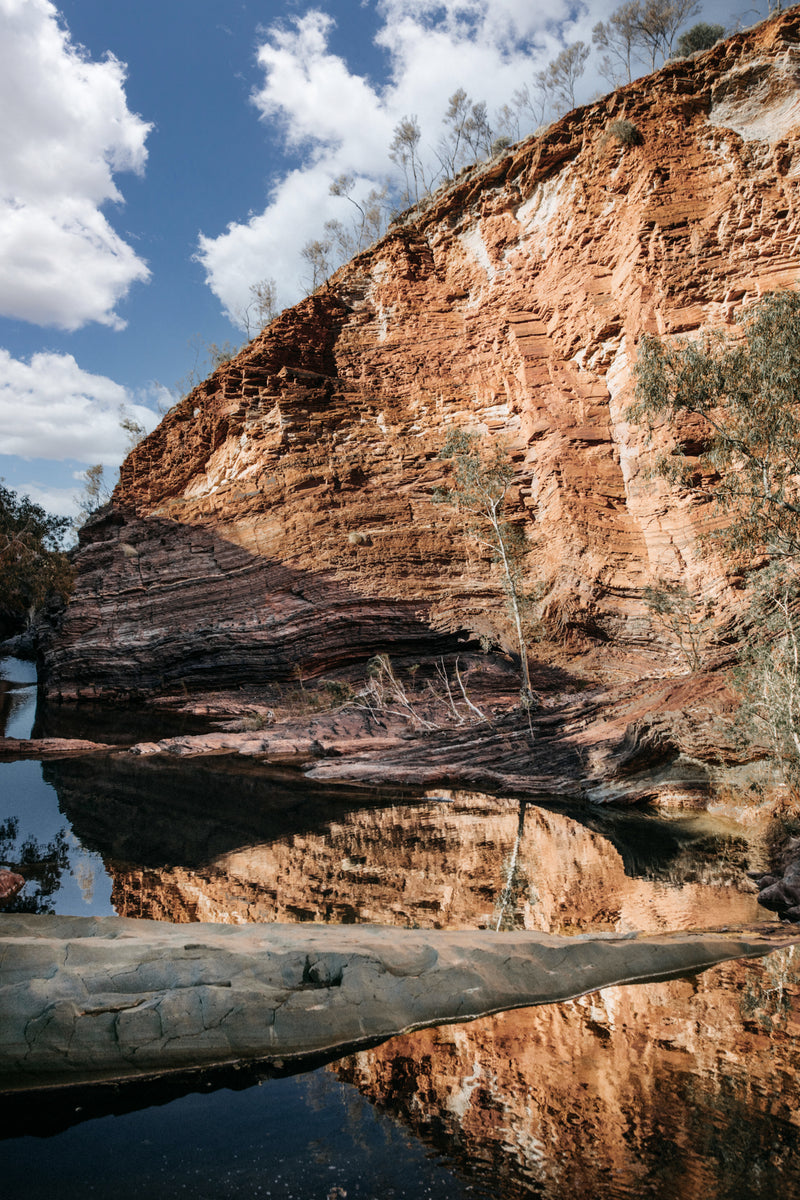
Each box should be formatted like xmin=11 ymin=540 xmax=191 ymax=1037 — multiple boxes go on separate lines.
xmin=1 ymin=661 xmax=798 ymax=1198
xmin=1 ymin=1068 xmax=498 ymax=1199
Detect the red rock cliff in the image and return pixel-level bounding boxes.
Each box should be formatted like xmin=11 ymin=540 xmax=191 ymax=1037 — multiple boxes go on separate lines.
xmin=44 ymin=11 xmax=800 ymax=700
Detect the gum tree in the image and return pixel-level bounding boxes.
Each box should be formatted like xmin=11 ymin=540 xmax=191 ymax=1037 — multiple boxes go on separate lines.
xmin=629 ymin=289 xmax=800 ymax=793
xmin=437 ymin=430 xmax=536 ymax=706
xmin=0 ymin=484 xmax=73 ymax=636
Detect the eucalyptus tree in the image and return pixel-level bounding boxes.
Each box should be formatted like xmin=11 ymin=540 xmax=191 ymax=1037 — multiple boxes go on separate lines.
xmin=437 ymin=430 xmax=536 ymax=706
xmin=630 ymin=289 xmax=800 ymax=794
xmin=0 ymin=484 xmax=73 ymax=635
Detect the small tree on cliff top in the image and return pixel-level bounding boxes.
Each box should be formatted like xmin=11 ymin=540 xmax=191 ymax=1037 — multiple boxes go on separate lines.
xmin=436 ymin=430 xmax=536 ymax=706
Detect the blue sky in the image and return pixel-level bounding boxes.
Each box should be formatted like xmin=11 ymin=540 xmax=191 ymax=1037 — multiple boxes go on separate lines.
xmin=0 ymin=0 xmax=756 ymax=519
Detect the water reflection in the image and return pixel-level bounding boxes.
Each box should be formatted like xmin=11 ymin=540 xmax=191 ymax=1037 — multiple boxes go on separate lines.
xmin=39 ymin=754 xmax=766 ymax=932
xmin=2 ymin=697 xmax=793 ymax=1193
xmin=334 ymin=951 xmax=800 ymax=1198
xmin=0 ymin=760 xmax=113 ymax=916
xmin=0 ymin=1065 xmax=497 ymax=1200
xmin=0 ymin=657 xmax=36 ymax=739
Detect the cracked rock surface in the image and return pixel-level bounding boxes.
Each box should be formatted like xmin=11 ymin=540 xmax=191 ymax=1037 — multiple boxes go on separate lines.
xmin=1 ymin=914 xmax=797 ymax=1090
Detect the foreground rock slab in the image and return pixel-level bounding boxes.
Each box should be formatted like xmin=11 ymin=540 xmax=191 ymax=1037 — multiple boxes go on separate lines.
xmin=1 ymin=914 xmax=797 ymax=1091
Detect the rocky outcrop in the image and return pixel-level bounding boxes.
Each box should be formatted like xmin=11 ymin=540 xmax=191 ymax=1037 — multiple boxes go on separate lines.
xmin=0 ymin=871 xmax=24 ymax=906
xmin=0 ymin=737 xmax=113 ymax=760
xmin=0 ymin=913 xmax=795 ymax=1089
xmin=41 ymin=11 xmax=800 ymax=716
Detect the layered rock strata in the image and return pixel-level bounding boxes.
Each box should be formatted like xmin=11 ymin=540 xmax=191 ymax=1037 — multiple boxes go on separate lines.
xmin=42 ymin=11 xmax=800 ymax=708
xmin=0 ymin=913 xmax=795 ymax=1089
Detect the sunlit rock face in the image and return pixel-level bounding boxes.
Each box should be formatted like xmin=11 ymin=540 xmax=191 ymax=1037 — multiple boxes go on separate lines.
xmin=334 ymin=952 xmax=800 ymax=1198
xmin=43 ymin=11 xmax=800 ymax=702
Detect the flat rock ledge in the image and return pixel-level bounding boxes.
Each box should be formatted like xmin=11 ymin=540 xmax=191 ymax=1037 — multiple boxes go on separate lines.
xmin=0 ymin=737 xmax=114 ymax=761
xmin=1 ymin=914 xmax=797 ymax=1092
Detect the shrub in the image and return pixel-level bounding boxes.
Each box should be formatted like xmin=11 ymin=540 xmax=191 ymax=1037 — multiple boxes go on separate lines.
xmin=606 ymin=118 xmax=643 ymax=146
xmin=629 ymin=290 xmax=800 ymax=800
xmin=675 ymin=22 xmax=724 ymax=57
xmin=491 ymin=135 xmax=512 ymax=156
xmin=642 ymin=579 xmax=714 ymax=672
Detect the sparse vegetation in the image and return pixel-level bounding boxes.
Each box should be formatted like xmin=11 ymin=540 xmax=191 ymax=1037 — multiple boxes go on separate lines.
xmin=630 ymin=290 xmax=800 ymax=799
xmin=356 ymin=653 xmax=487 ymax=729
xmin=630 ymin=291 xmax=800 ymax=563
xmin=593 ymin=0 xmax=701 ymax=82
xmin=436 ymin=430 xmax=538 ymax=707
xmin=674 ymin=21 xmax=725 ymax=55
xmin=234 ymin=277 xmax=279 ymax=339
xmin=643 ymin=579 xmax=714 ymax=671
xmin=281 ymin=4 xmax=735 ymax=297
xmin=606 ymin=118 xmax=643 ymax=146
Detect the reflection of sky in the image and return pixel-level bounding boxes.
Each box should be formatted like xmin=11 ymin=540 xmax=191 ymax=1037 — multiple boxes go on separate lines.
xmin=0 ymin=759 xmax=114 ymax=917
xmin=0 ymin=656 xmax=37 ymax=739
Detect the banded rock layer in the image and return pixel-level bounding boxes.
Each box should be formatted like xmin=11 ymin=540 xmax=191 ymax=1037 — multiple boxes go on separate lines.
xmin=44 ymin=11 xmax=800 ymax=700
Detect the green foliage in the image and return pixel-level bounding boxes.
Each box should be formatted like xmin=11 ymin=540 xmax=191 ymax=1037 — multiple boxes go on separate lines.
xmin=491 ymin=135 xmax=512 ymax=155
xmin=630 ymin=290 xmax=800 ymax=797
xmin=630 ymin=290 xmax=800 ymax=563
xmin=0 ymin=816 xmax=70 ymax=914
xmin=436 ymin=429 xmax=537 ymax=705
xmin=675 ymin=21 xmax=724 ymax=55
xmin=0 ymin=484 xmax=74 ymax=636
xmin=606 ymin=118 xmax=643 ymax=145
xmin=642 ymin=579 xmax=713 ymax=671
xmin=732 ymin=569 xmax=800 ymax=800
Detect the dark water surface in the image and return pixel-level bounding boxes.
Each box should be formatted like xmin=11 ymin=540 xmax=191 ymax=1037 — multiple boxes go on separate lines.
xmin=1 ymin=660 xmax=799 ymax=1198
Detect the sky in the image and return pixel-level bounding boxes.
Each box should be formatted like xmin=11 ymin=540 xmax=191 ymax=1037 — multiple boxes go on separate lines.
xmin=0 ymin=0 xmax=764 ymax=520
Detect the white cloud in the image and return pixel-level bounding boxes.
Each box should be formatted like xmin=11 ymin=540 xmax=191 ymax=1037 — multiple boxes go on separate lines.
xmin=196 ymin=0 xmax=739 ymax=325
xmin=195 ymin=1 xmax=597 ymax=323
xmin=0 ymin=0 xmax=152 ymax=329
xmin=0 ymin=348 xmax=159 ymax=465
xmin=9 ymin=480 xmax=82 ymax=519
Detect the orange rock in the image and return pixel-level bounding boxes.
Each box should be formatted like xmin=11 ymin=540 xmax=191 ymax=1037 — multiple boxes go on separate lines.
xmin=41 ymin=12 xmax=800 ymax=803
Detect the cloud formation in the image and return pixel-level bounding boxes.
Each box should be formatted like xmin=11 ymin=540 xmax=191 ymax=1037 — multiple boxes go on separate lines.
xmin=0 ymin=0 xmax=152 ymax=329
xmin=195 ymin=0 xmax=592 ymax=322
xmin=0 ymin=349 xmax=158 ymax=465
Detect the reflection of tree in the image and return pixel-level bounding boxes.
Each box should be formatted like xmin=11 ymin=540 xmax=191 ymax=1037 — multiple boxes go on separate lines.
xmin=674 ymin=1063 xmax=800 ymax=1200
xmin=494 ymin=803 xmax=538 ymax=931
xmin=0 ymin=816 xmax=69 ymax=913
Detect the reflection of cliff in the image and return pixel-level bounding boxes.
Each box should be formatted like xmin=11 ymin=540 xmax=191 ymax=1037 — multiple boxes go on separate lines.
xmin=42 ymin=753 xmax=407 ymax=866
xmin=334 ymin=954 xmax=800 ymax=1199
xmin=46 ymin=755 xmax=764 ymax=931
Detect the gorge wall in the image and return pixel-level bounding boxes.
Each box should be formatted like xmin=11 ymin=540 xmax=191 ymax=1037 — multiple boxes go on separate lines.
xmin=43 ymin=10 xmax=800 ymax=700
